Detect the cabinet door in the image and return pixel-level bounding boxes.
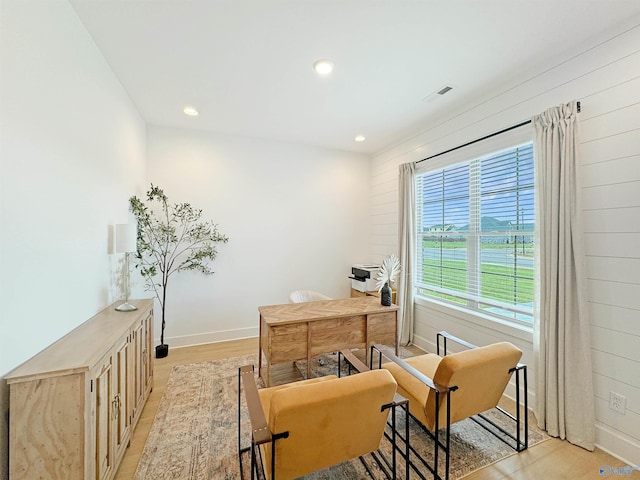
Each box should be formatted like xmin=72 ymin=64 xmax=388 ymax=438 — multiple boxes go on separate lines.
xmin=131 ymin=318 xmax=145 ymax=423
xmin=9 ymin=375 xmax=85 ymax=480
xmin=142 ymin=310 xmax=153 ymax=393
xmin=94 ymin=354 xmax=113 ymax=480
xmin=114 ymin=335 xmax=130 ymax=461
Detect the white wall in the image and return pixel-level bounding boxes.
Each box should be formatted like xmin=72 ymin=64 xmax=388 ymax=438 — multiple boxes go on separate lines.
xmin=370 ymin=19 xmax=640 ymax=464
xmin=0 ymin=2 xmax=147 ymax=478
xmin=145 ymin=125 xmax=371 ymax=347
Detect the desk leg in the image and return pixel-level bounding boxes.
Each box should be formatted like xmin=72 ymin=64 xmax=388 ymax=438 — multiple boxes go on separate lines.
xmin=395 ymin=314 xmax=399 ymax=356
xmin=307 ymin=321 xmax=311 ymax=379
xmin=258 ymin=314 xmax=263 ymax=378
xmin=264 ymin=361 xmax=271 ymax=387
xmin=259 ymin=314 xmax=274 ymax=387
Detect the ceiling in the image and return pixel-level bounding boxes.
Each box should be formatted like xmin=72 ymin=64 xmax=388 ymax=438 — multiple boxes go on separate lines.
xmin=70 ymin=0 xmax=640 ymax=155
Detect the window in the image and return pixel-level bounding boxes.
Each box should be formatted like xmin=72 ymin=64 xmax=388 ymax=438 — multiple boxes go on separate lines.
xmin=416 ymin=142 xmax=534 ymax=325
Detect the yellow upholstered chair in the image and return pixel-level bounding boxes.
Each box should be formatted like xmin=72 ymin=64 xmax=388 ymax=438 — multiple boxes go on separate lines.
xmin=374 ymin=331 xmax=527 ymax=480
xmin=238 ymin=366 xmax=403 ymax=480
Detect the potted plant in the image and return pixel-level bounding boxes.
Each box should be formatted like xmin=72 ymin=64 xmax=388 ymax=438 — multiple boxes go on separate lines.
xmin=129 ymin=184 xmax=229 ymax=358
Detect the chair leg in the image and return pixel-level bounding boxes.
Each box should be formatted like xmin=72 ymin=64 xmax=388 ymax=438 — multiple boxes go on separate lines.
xmin=238 ymin=368 xmax=245 ymax=480
xmin=522 ymin=364 xmax=529 ymax=450
xmin=433 ymin=390 xmax=452 ymax=480
xmin=391 ymin=401 xmax=397 ymax=479
xmin=434 ymin=391 xmax=439 ymax=480
xmin=516 ymin=367 xmax=521 ymax=450
xmin=237 ymin=367 xmax=257 ymax=480
xmin=401 ymin=399 xmax=410 ymax=480
xmin=363 ymin=396 xmax=412 ymax=480
xmin=271 ymin=438 xmax=276 ymax=480
xmin=250 ymin=439 xmax=256 ymax=480
xmin=445 ymin=392 xmax=451 ymax=480
xmin=472 ymin=364 xmax=529 ymax=452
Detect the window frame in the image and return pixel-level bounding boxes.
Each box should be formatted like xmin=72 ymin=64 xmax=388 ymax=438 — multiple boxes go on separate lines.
xmin=414 ymin=126 xmax=536 ymax=330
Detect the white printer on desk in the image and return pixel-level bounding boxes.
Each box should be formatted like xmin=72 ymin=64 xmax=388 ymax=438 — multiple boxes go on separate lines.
xmin=350 ymin=264 xmax=380 ymax=292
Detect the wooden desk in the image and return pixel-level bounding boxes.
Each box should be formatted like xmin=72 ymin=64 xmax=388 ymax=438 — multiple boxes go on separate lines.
xmin=258 ymin=296 xmax=399 ymax=386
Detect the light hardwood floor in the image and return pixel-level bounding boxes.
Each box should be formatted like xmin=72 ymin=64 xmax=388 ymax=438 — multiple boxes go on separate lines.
xmin=114 ymin=338 xmax=628 ymax=480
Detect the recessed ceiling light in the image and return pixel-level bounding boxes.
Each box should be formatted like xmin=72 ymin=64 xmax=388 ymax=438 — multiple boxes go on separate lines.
xmin=354 ymin=135 xmax=366 ymax=142
xmin=183 ymin=106 xmax=199 ymax=116
xmin=313 ymin=59 xmax=334 ymax=75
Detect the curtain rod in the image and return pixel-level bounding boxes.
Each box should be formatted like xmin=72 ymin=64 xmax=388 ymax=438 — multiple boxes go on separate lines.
xmin=416 ymin=101 xmax=581 ymax=165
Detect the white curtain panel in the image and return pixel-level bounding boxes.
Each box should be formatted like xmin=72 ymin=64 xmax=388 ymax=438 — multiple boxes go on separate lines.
xmin=533 ymin=100 xmax=595 ymax=450
xmin=398 ymin=162 xmax=416 ymax=346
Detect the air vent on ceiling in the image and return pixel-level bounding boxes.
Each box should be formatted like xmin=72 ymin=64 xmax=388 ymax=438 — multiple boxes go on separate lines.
xmin=423 ymin=84 xmax=454 ymax=103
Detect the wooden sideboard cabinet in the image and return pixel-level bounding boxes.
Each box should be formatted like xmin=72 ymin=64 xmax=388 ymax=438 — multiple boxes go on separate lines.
xmin=6 ymin=299 xmax=154 ymax=480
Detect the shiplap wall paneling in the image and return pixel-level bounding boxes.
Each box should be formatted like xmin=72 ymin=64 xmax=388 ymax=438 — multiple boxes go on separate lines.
xmin=369 ymin=21 xmax=640 ymax=464
xmin=370 ymin=163 xmax=400 ymax=264
xmin=579 ymin=67 xmax=640 ymax=461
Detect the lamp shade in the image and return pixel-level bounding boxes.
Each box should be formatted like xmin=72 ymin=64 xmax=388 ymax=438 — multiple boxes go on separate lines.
xmin=115 ymin=223 xmax=137 ymax=253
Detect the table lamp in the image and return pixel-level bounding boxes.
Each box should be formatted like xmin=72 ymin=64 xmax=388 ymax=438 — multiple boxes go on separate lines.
xmin=115 ymin=223 xmax=138 ymax=312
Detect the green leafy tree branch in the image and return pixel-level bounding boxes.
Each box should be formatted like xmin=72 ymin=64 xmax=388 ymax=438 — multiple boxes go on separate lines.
xmin=129 ymin=184 xmax=229 ymax=347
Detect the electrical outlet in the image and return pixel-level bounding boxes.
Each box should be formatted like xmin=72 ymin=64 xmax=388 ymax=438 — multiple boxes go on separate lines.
xmin=609 ymin=391 xmax=627 ymax=414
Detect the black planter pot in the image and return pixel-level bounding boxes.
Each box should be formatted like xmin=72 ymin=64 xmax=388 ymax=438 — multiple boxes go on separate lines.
xmin=155 ymin=344 xmax=169 ymax=358
xmin=381 ymin=282 xmax=392 ymax=306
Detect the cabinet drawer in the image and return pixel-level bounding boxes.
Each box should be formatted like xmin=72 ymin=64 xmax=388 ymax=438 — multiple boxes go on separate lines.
xmin=269 ymin=323 xmax=308 ymax=362
xmin=310 ymin=316 xmax=366 ymax=356
xmin=367 ymin=312 xmax=397 ymax=345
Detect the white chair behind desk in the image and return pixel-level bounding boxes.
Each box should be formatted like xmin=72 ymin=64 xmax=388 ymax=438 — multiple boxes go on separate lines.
xmin=289 ymin=290 xmax=332 ymax=303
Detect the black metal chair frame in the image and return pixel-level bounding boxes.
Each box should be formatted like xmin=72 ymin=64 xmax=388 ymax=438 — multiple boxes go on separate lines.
xmin=237 ymin=358 xmax=410 ymax=480
xmin=435 ymin=332 xmax=528 ymax=454
xmin=370 ymin=331 xmax=528 ymax=480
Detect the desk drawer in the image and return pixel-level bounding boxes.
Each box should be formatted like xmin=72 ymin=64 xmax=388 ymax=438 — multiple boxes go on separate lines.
xmin=269 ymin=323 xmax=308 ymax=363
xmin=310 ymin=316 xmax=366 ymax=356
xmin=367 ymin=312 xmax=397 ymax=345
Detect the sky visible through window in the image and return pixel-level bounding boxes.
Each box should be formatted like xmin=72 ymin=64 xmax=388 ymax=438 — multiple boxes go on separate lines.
xmin=420 ymin=145 xmax=534 ymax=233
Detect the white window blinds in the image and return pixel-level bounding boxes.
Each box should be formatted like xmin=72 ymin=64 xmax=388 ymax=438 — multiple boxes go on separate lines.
xmin=416 ymin=141 xmax=535 ymax=324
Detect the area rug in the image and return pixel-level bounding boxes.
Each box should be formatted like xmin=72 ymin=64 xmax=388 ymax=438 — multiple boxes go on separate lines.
xmin=134 ymin=353 xmax=548 ymax=479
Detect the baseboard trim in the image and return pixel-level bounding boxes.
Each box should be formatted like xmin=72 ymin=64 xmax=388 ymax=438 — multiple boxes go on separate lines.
xmin=158 ymin=326 xmax=259 ymax=349
xmin=411 ymin=332 xmax=433 ymax=353
xmin=595 ymin=423 xmax=640 ymax=467
xmin=416 ymin=335 xmax=640 ymax=465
